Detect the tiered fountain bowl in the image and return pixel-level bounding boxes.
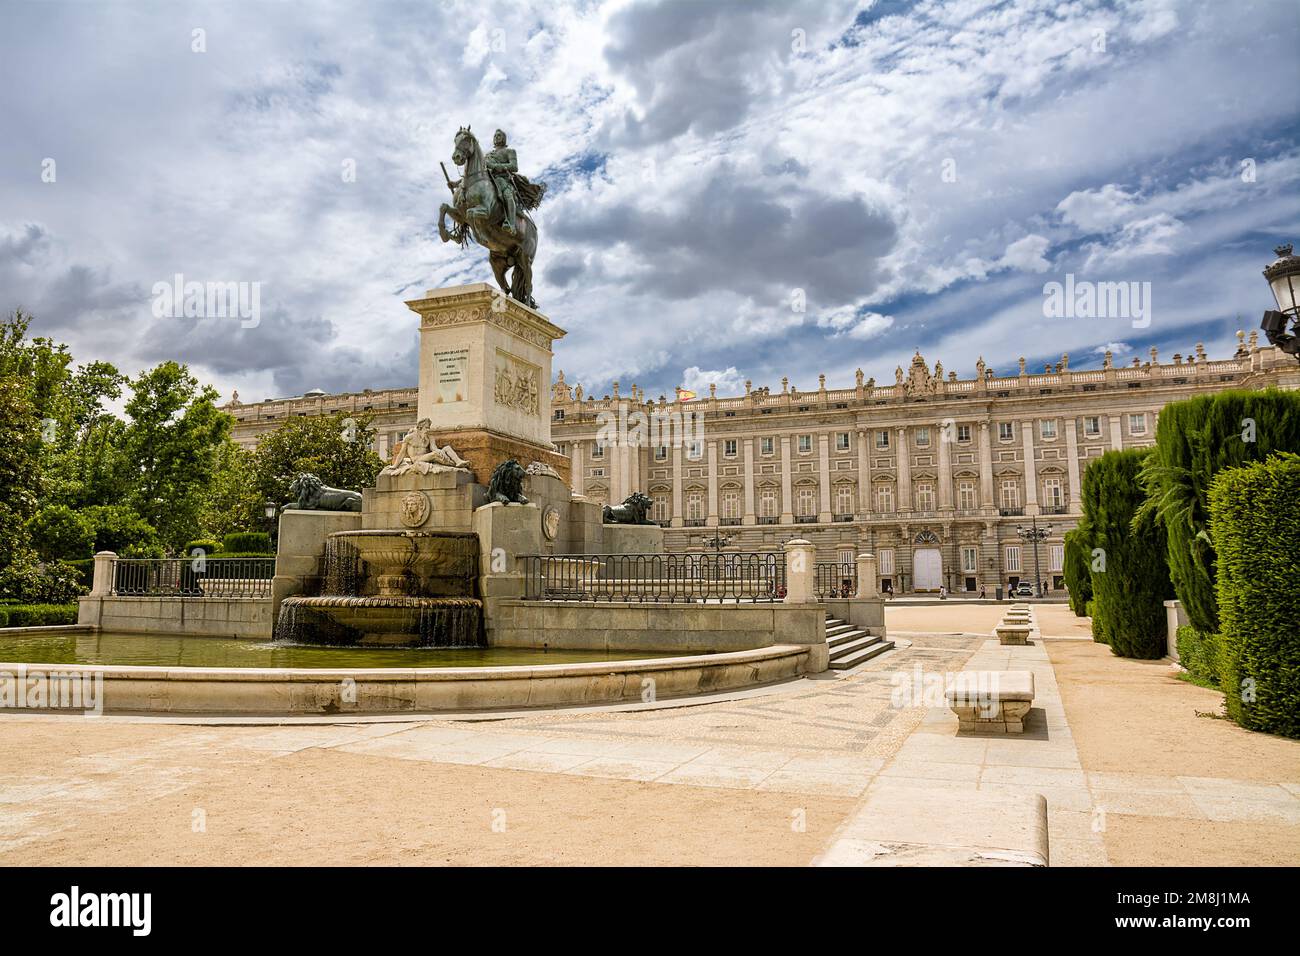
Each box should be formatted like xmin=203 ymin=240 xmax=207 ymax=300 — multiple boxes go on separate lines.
xmin=278 ymin=530 xmax=483 ymax=647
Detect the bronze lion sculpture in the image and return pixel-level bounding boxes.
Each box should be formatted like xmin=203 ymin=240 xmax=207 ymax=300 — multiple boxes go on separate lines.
xmin=487 ymin=459 xmax=529 ymax=504
xmin=603 ymin=491 xmax=654 ymax=525
xmin=286 ymin=473 xmax=362 ymax=512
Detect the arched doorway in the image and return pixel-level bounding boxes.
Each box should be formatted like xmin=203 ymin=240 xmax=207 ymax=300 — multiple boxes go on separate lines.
xmin=913 ymin=530 xmax=942 ymax=592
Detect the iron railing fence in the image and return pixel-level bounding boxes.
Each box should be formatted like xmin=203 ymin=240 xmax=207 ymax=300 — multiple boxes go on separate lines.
xmin=814 ymin=563 xmax=857 ymax=600
xmin=111 ymin=557 xmax=275 ymax=598
xmin=521 ymin=552 xmax=786 ymax=603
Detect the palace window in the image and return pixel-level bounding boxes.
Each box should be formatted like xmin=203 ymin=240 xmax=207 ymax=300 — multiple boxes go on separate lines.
xmin=834 ymin=484 xmax=854 ymax=516
xmin=1050 ymin=544 xmax=1065 ymax=572
xmin=1006 ymin=546 xmax=1022 ymax=573
xmin=878 ymin=549 xmax=895 ymax=576
xmin=876 ymin=484 xmax=894 ymax=512
xmin=1129 ymin=413 xmax=1147 ymax=435
xmin=796 ymin=487 xmax=816 ymax=517
xmin=961 ymin=546 xmax=978 ymax=573
xmin=915 ymin=426 xmax=931 ymax=447
xmin=999 ymin=422 xmax=1014 ymax=441
xmin=958 ymin=480 xmax=976 ymax=511
xmin=654 ymin=445 xmax=667 ymax=461
xmin=1040 ymin=420 xmax=1057 ymax=440
xmin=1084 ymin=416 xmax=1100 ymax=436
xmin=761 ymin=436 xmax=774 ymax=455
xmin=798 ymin=434 xmax=812 ymax=453
xmin=685 ymin=491 xmax=704 ymax=521
xmin=1043 ymin=477 xmax=1064 ymax=508
xmin=720 ymin=490 xmax=741 ymax=520
xmin=687 ymin=440 xmax=703 ymax=460
xmin=876 ymin=430 xmax=890 ymax=449
xmin=723 ymin=439 xmax=737 ymax=457
xmin=1000 ymin=479 xmax=1020 ymax=510
xmin=836 ymin=432 xmax=850 ymax=451
xmin=759 ymin=488 xmax=778 ymax=518
xmin=651 ymin=495 xmax=669 ymax=523
xmin=591 ymin=441 xmax=604 ymax=459
xmin=916 ymin=481 xmax=935 ymax=512
xmin=957 ymin=424 xmax=971 ymax=443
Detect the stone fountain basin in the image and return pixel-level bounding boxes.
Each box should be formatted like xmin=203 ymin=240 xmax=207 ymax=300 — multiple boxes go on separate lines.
xmin=281 ymin=595 xmax=483 ymax=646
xmin=329 ymin=529 xmax=478 ymax=589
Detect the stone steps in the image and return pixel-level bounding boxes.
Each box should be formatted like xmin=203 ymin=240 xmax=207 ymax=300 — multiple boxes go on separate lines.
xmin=825 ymin=615 xmax=894 ymax=670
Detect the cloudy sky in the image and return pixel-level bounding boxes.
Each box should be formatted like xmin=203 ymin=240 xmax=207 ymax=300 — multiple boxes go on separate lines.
xmin=2 ymin=0 xmax=1298 ymax=405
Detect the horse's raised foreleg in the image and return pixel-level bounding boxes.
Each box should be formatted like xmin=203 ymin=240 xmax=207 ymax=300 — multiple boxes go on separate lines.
xmin=439 ymin=203 xmax=471 ymax=245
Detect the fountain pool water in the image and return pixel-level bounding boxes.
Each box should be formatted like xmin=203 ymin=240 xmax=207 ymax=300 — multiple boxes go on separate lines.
xmin=277 ymin=529 xmax=485 ymax=647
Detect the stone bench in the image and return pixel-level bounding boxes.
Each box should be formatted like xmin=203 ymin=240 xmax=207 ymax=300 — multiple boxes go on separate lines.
xmin=946 ymin=670 xmax=1035 ymax=733
xmin=995 ymin=622 xmax=1032 ymax=645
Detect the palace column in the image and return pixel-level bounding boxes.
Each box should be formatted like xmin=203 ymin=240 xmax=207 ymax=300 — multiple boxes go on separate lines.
xmin=1065 ymin=418 xmax=1081 ymax=513
xmin=937 ymin=420 xmax=954 ymax=511
xmin=979 ymin=420 xmax=995 ymax=510
xmin=1021 ymin=420 xmax=1039 ymax=515
xmin=743 ymin=437 xmax=756 ymax=524
xmin=818 ymin=433 xmax=832 ymax=522
xmin=571 ymin=441 xmax=585 ymax=496
xmin=706 ymin=439 xmax=719 ymax=527
xmin=896 ymin=426 xmax=912 ymax=512
xmin=671 ymin=443 xmax=683 ymax=527
xmin=856 ymin=428 xmax=871 ymax=516
xmin=1109 ymin=414 xmax=1124 ymax=451
xmin=780 ymin=436 xmax=794 ymax=524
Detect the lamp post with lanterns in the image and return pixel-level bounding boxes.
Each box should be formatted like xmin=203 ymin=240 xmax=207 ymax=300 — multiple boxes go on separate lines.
xmin=1262 ymin=243 xmax=1300 ymax=361
xmin=1016 ymin=516 xmax=1052 ymax=599
xmin=264 ymin=499 xmax=279 ymax=552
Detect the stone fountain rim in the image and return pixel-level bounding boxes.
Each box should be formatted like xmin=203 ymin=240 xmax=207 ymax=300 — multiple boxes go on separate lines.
xmin=328 ymin=529 xmax=479 ymax=539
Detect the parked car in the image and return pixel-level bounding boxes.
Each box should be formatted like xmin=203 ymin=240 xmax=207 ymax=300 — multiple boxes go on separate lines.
xmin=1011 ymin=582 xmax=1035 ymax=597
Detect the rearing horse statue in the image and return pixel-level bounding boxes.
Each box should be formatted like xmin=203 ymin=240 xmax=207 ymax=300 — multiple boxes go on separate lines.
xmin=438 ymin=126 xmax=545 ymax=309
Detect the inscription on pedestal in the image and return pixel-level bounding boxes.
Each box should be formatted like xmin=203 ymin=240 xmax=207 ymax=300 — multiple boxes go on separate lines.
xmin=434 ymin=348 xmax=469 ymax=404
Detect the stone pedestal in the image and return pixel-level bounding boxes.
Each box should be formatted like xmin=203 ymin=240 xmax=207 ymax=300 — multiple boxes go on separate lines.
xmin=406 ymin=283 xmax=570 ymax=485
xmin=603 ymin=523 xmax=665 ymax=556
xmin=783 ymin=538 xmax=817 ymax=604
xmin=473 ymin=501 xmax=542 ymax=644
xmin=855 ymin=552 xmax=878 ymax=599
xmin=362 ymin=468 xmax=483 ymax=532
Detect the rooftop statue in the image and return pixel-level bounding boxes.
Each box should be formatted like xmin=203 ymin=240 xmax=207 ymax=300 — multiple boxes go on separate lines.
xmin=438 ymin=126 xmax=547 ymax=309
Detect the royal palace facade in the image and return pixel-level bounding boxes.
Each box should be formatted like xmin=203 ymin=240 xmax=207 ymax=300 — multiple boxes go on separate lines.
xmin=226 ymin=332 xmax=1298 ymax=595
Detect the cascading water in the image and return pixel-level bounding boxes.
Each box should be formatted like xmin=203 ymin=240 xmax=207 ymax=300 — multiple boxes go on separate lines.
xmin=276 ymin=531 xmax=484 ymax=647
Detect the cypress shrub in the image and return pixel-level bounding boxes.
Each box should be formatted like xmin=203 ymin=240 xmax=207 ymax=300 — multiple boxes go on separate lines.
xmin=1063 ymin=525 xmax=1093 ymax=617
xmin=222 ymin=531 xmax=272 ymax=554
xmin=1082 ymin=449 xmax=1171 ymax=657
xmin=183 ymin=538 xmax=222 ymax=557
xmin=1176 ymin=625 xmax=1221 ymax=687
xmin=1208 ymin=453 xmax=1300 ymax=738
xmin=1140 ymin=389 xmax=1300 ymax=634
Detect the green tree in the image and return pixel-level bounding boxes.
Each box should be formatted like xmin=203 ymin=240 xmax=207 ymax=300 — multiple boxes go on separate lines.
xmin=27 ymin=504 xmax=94 ymax=561
xmin=1082 ymin=449 xmax=1172 ymax=657
xmin=121 ymin=362 xmax=232 ymax=549
xmin=200 ymin=440 xmax=265 ymax=539
xmin=1062 ymin=524 xmax=1093 ymax=617
xmin=249 ymin=413 xmax=383 ymax=507
xmin=81 ymin=505 xmax=161 ymax=557
xmin=1139 ymin=389 xmax=1300 ymax=634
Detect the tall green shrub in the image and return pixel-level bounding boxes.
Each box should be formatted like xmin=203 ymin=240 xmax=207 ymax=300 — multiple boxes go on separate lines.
xmin=1207 ymin=453 xmax=1300 ymax=738
xmin=1063 ymin=525 xmax=1093 ymax=617
xmin=222 ymin=531 xmax=272 ymax=554
xmin=1082 ymin=449 xmax=1171 ymax=657
xmin=1140 ymin=389 xmax=1300 ymax=634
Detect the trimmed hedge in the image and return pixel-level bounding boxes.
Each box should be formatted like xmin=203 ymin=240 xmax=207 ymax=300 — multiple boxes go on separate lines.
xmin=1 ymin=603 xmax=79 ymax=627
xmin=1208 ymin=453 xmax=1300 ymax=738
xmin=1141 ymin=389 xmax=1300 ymax=634
xmin=1082 ymin=449 xmax=1171 ymax=657
xmin=184 ymin=538 xmax=222 ymax=556
xmin=1176 ymin=625 xmax=1221 ymax=687
xmin=222 ymin=531 xmax=272 ymax=554
xmin=1063 ymin=526 xmax=1093 ymax=617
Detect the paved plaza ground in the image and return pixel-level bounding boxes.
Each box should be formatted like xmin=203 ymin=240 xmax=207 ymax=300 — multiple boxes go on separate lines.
xmin=1 ymin=603 xmax=1296 ymax=866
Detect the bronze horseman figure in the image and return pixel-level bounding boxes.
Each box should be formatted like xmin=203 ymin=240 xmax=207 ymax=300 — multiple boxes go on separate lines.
xmin=438 ymin=126 xmax=547 ymax=308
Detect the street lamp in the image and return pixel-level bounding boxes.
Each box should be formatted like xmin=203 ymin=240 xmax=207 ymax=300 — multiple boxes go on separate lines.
xmin=1262 ymin=243 xmax=1300 ymax=361
xmin=1016 ymin=517 xmax=1052 ymax=599
xmin=264 ymin=499 xmax=279 ymax=551
xmin=702 ymin=530 xmax=731 ymax=581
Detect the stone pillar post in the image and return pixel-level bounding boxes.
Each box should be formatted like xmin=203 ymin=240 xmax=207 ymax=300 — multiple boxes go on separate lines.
xmin=855 ymin=552 xmax=878 ymax=599
xmin=706 ymin=439 xmax=719 ymax=527
xmin=783 ymin=538 xmax=817 ymax=604
xmin=91 ymin=551 xmax=117 ymax=597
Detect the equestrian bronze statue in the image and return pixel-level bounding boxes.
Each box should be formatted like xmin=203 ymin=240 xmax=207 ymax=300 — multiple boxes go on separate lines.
xmin=438 ymin=127 xmax=547 ymax=309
